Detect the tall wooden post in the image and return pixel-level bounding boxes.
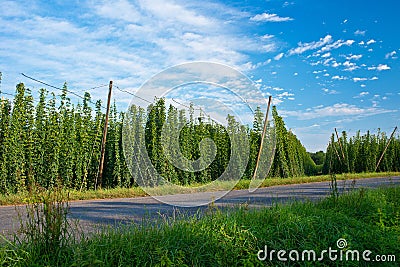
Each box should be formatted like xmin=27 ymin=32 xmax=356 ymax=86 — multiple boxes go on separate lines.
xmin=334 ymin=128 xmax=346 ymax=162
xmin=97 ymin=81 xmax=113 ymax=189
xmin=252 ymin=96 xmax=272 ymax=180
xmin=375 ymin=126 xmax=398 ymax=172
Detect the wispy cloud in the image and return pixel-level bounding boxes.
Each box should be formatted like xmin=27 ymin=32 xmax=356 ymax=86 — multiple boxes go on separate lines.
xmin=321 ymin=52 xmax=331 ymax=58
xmin=366 ymin=39 xmax=376 ymax=45
xmin=332 ymin=75 xmax=347 ymax=80
xmin=274 ymin=52 xmax=284 ymax=60
xmin=281 ymin=103 xmax=393 ymax=120
xmin=343 ymin=61 xmax=359 ymax=71
xmin=353 ymin=77 xmax=368 ymax=82
xmin=288 ymin=35 xmax=332 ymax=55
xmin=368 ymin=64 xmax=391 ymax=71
xmin=354 ymin=91 xmax=369 ymax=98
xmin=0 ymin=0 xmax=282 ymax=100
xmin=318 ymin=39 xmax=355 ymax=53
xmin=346 ymin=54 xmax=362 ymax=60
xmin=322 ymin=88 xmax=339 ymax=94
xmin=354 ymin=30 xmax=366 ymax=36
xmin=261 ymin=34 xmax=275 ymax=39
xmin=250 ymin=13 xmax=294 ymax=22
xmin=385 ymin=50 xmax=397 ymax=59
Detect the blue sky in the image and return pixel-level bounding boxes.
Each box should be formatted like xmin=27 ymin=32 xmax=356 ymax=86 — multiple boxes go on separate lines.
xmin=0 ymin=0 xmax=399 ymax=152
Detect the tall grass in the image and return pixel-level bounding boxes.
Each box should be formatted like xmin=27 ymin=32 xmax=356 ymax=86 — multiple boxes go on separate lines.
xmin=1 ymin=171 xmax=399 ymax=206
xmin=1 ymin=185 xmax=399 ymax=266
xmin=7 ymin=186 xmax=75 ymax=266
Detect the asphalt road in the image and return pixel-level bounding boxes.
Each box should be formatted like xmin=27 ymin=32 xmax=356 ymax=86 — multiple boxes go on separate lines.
xmin=1 ymin=176 xmax=399 ymax=237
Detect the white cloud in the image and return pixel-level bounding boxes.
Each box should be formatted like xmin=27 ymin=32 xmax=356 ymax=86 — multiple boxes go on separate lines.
xmin=321 ymin=52 xmax=331 ymax=58
xmin=323 ymin=57 xmax=334 ymax=66
xmin=288 ymin=35 xmax=332 ymax=55
xmin=140 ymin=0 xmax=214 ymax=27
xmin=274 ymin=52 xmax=284 ymax=60
xmin=354 ymin=30 xmax=366 ymax=36
xmin=322 ymin=88 xmax=338 ymax=94
xmin=353 ymin=77 xmax=368 ymax=82
xmin=318 ymin=39 xmax=355 ymax=53
xmin=312 ymin=70 xmax=325 ymax=74
xmin=262 ymin=44 xmax=277 ymax=52
xmin=293 ymin=72 xmax=298 ymax=76
xmin=283 ymin=1 xmax=295 ymax=7
xmin=358 ymin=41 xmax=365 ymax=45
xmin=366 ymin=39 xmax=376 ymax=45
xmin=281 ymin=103 xmax=393 ymax=120
xmin=343 ymin=61 xmax=359 ymax=71
xmin=261 ymin=34 xmax=275 ymax=39
xmin=95 ymin=0 xmax=142 ymax=23
xmin=368 ymin=64 xmax=391 ymax=71
xmin=377 ymin=64 xmax=391 ymax=71
xmin=0 ymin=0 xmax=285 ymax=102
xmin=277 ymin=91 xmax=294 ymax=97
xmin=346 ymin=54 xmax=362 ymax=60
xmin=332 ymin=75 xmax=346 ymax=80
xmin=355 ymin=91 xmax=369 ymax=98
xmin=370 ymin=76 xmax=378 ymax=80
xmin=250 ymin=13 xmax=294 ymax=22
xmin=385 ymin=50 xmax=397 ymax=59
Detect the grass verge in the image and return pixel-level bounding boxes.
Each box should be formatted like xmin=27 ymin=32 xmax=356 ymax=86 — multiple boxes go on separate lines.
xmin=1 ymin=185 xmax=399 ymax=266
xmin=0 ymin=171 xmax=399 ymax=206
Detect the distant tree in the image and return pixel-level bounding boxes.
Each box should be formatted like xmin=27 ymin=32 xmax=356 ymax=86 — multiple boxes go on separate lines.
xmin=309 ymin=151 xmax=325 ymax=165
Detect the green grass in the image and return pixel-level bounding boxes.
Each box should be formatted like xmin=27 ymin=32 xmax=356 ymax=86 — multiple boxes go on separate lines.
xmin=1 ymin=185 xmax=399 ymax=266
xmin=0 ymin=172 xmax=399 ymax=206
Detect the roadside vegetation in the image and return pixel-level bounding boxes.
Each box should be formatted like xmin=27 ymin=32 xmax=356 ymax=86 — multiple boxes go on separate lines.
xmin=0 ymin=172 xmax=399 ymax=206
xmin=1 ymin=183 xmax=398 ymax=266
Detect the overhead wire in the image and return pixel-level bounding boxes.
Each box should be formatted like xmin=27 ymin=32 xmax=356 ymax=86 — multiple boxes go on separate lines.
xmin=20 ymin=73 xmax=106 ymax=109
xmin=171 ymin=98 xmax=211 ymax=119
xmin=114 ymin=85 xmax=213 ymax=120
xmin=0 ymin=92 xmax=16 ymax=98
xmin=114 ymin=85 xmax=153 ymax=104
xmin=72 ymin=84 xmax=109 ymax=93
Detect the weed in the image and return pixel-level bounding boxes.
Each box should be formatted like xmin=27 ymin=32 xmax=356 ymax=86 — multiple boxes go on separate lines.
xmin=0 ymin=185 xmax=399 ymax=266
xmin=15 ymin=185 xmax=72 ymax=258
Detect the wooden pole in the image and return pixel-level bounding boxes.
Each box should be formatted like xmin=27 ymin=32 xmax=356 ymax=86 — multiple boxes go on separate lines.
xmin=97 ymin=81 xmax=113 ymax=189
xmin=332 ymin=141 xmax=342 ymax=164
xmin=334 ymin=128 xmax=346 ymax=162
xmin=375 ymin=126 xmax=398 ymax=172
xmin=252 ymin=96 xmax=272 ymax=180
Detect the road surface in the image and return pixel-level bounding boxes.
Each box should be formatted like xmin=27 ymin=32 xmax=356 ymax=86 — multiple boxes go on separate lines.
xmin=0 ymin=176 xmax=398 ymax=237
